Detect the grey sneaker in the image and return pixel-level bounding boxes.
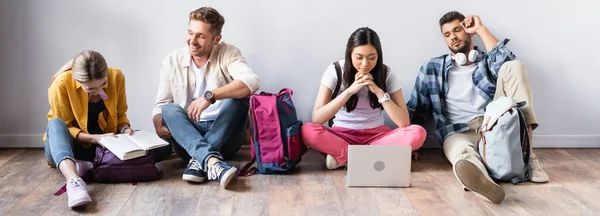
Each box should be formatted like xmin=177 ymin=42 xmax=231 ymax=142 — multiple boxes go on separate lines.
xmin=529 ymin=153 xmax=549 ymax=183
xmin=454 ymin=159 xmax=505 ymax=204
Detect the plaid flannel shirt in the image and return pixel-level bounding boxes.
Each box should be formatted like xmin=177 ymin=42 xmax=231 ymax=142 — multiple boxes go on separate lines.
xmin=407 ymin=39 xmax=516 ymax=145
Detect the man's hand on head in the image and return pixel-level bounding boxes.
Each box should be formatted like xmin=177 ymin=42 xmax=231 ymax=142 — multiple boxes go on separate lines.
xmin=461 ymin=15 xmax=486 ymax=35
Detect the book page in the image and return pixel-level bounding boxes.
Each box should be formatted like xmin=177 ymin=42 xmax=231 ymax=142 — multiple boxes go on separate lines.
xmin=125 ymin=130 xmax=169 ymax=150
xmin=99 ymin=135 xmax=143 ymax=158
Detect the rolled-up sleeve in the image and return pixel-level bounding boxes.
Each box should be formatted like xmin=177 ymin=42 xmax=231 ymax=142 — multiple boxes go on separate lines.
xmin=487 ymin=38 xmax=516 ymax=79
xmin=224 ymin=47 xmax=260 ymax=93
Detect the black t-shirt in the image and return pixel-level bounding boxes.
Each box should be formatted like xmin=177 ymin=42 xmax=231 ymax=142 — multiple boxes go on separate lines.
xmin=87 ymin=100 xmax=106 ymax=135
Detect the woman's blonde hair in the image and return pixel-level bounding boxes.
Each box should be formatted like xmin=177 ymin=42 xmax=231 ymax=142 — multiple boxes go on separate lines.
xmin=50 ymin=50 xmax=108 ymax=85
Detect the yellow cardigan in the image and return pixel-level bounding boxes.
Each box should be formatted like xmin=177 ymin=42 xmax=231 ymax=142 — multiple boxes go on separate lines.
xmin=44 ymin=67 xmax=130 ymax=148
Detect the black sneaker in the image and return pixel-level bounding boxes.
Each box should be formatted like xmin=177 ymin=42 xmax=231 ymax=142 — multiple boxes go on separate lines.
xmin=207 ymin=161 xmax=238 ymax=188
xmin=182 ymin=158 xmax=207 ymax=183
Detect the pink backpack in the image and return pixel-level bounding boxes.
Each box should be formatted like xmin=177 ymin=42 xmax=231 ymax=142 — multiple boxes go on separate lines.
xmin=239 ymin=88 xmax=306 ymax=175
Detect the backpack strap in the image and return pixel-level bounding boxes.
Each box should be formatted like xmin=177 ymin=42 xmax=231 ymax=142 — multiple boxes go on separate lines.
xmin=237 ymin=158 xmax=258 ymax=176
xmin=511 ymin=108 xmax=532 ymax=184
xmin=54 ymin=184 xmax=68 ymax=196
xmin=279 ymin=88 xmax=294 ymax=97
xmin=328 ymin=61 xmax=343 ymax=127
xmin=240 ymin=105 xmax=258 ymax=177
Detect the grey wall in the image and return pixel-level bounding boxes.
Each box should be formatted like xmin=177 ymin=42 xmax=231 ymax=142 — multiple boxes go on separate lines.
xmin=1 ymin=0 xmax=598 ymax=147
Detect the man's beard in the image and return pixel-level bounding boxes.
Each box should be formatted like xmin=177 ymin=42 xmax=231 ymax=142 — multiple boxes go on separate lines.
xmin=449 ymin=37 xmax=472 ymax=54
xmin=191 ymin=48 xmax=209 ymax=57
xmin=190 ymin=44 xmax=211 ymax=58
xmin=193 ymin=51 xmax=209 ymax=58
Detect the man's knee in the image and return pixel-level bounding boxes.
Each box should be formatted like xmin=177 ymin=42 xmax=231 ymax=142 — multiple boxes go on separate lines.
xmin=161 ymin=103 xmax=185 ymax=120
xmin=500 ymin=60 xmax=527 ymax=76
xmin=443 ymin=137 xmax=477 ymax=160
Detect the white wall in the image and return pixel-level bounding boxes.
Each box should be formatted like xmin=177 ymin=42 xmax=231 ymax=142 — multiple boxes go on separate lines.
xmin=1 ymin=0 xmax=598 ymax=148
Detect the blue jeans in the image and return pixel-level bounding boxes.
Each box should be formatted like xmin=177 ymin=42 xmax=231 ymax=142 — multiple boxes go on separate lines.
xmin=44 ymin=118 xmax=172 ymax=167
xmin=161 ymin=98 xmax=248 ymax=169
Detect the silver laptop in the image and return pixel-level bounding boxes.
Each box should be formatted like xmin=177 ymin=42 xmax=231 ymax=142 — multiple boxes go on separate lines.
xmin=346 ymin=145 xmax=412 ymax=187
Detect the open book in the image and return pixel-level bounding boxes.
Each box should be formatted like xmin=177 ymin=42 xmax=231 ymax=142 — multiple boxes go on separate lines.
xmin=98 ymin=130 xmax=169 ymax=161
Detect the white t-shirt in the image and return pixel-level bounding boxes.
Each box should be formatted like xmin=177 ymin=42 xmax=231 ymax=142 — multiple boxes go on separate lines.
xmin=191 ymin=58 xmax=220 ymax=121
xmin=321 ymin=59 xmax=402 ymax=129
xmin=445 ymin=62 xmax=487 ymax=124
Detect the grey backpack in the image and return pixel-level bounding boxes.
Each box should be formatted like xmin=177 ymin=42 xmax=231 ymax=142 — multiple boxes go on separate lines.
xmin=477 ymin=97 xmax=531 ymax=184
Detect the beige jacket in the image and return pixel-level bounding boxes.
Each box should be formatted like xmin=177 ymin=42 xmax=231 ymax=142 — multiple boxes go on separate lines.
xmin=152 ymin=42 xmax=260 ymax=117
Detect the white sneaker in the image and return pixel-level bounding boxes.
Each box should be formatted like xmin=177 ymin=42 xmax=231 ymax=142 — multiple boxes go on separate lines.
xmin=326 ymin=154 xmax=345 ymax=170
xmin=529 ymin=153 xmax=549 ymax=183
xmin=66 ymin=177 xmax=92 ymax=208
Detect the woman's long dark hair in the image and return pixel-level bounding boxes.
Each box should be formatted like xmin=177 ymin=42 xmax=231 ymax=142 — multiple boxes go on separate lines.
xmin=343 ymin=27 xmax=387 ymax=112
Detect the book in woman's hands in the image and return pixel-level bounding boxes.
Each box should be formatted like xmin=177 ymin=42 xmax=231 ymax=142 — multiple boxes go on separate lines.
xmin=98 ymin=130 xmax=168 ymax=161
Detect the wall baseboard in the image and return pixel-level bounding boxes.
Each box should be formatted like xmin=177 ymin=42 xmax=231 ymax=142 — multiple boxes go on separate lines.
xmin=0 ymin=134 xmax=45 ymax=148
xmin=1 ymin=134 xmax=599 ymax=148
xmin=419 ymin=135 xmax=600 ymax=148
xmin=529 ymin=135 xmax=600 ymax=148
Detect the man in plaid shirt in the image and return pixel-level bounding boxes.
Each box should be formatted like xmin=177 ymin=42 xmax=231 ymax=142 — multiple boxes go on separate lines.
xmin=407 ymin=11 xmax=548 ymax=204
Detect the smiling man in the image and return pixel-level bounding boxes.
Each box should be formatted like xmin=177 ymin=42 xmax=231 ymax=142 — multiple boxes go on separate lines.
xmin=406 ymin=11 xmax=548 ymax=204
xmin=152 ymin=7 xmax=260 ymax=189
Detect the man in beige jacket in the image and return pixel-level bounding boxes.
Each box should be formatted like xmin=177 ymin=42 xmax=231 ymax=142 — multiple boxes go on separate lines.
xmin=152 ymin=7 xmax=260 ymax=189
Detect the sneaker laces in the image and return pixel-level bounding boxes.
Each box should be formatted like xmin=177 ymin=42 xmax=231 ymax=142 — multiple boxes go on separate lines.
xmin=188 ymin=158 xmax=202 ymax=171
xmin=67 ymin=178 xmax=86 ymax=192
xmin=208 ymin=163 xmax=225 ymax=180
xmin=530 ymin=154 xmax=543 ymax=172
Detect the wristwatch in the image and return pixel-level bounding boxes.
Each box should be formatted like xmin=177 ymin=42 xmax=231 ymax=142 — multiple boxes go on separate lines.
xmin=378 ymin=93 xmax=391 ymax=104
xmin=204 ymin=90 xmax=216 ymax=104
xmin=120 ymin=126 xmax=131 ymax=134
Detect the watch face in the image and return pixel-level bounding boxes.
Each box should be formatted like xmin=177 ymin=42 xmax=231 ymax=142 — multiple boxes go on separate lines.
xmin=204 ymin=91 xmax=213 ymax=99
